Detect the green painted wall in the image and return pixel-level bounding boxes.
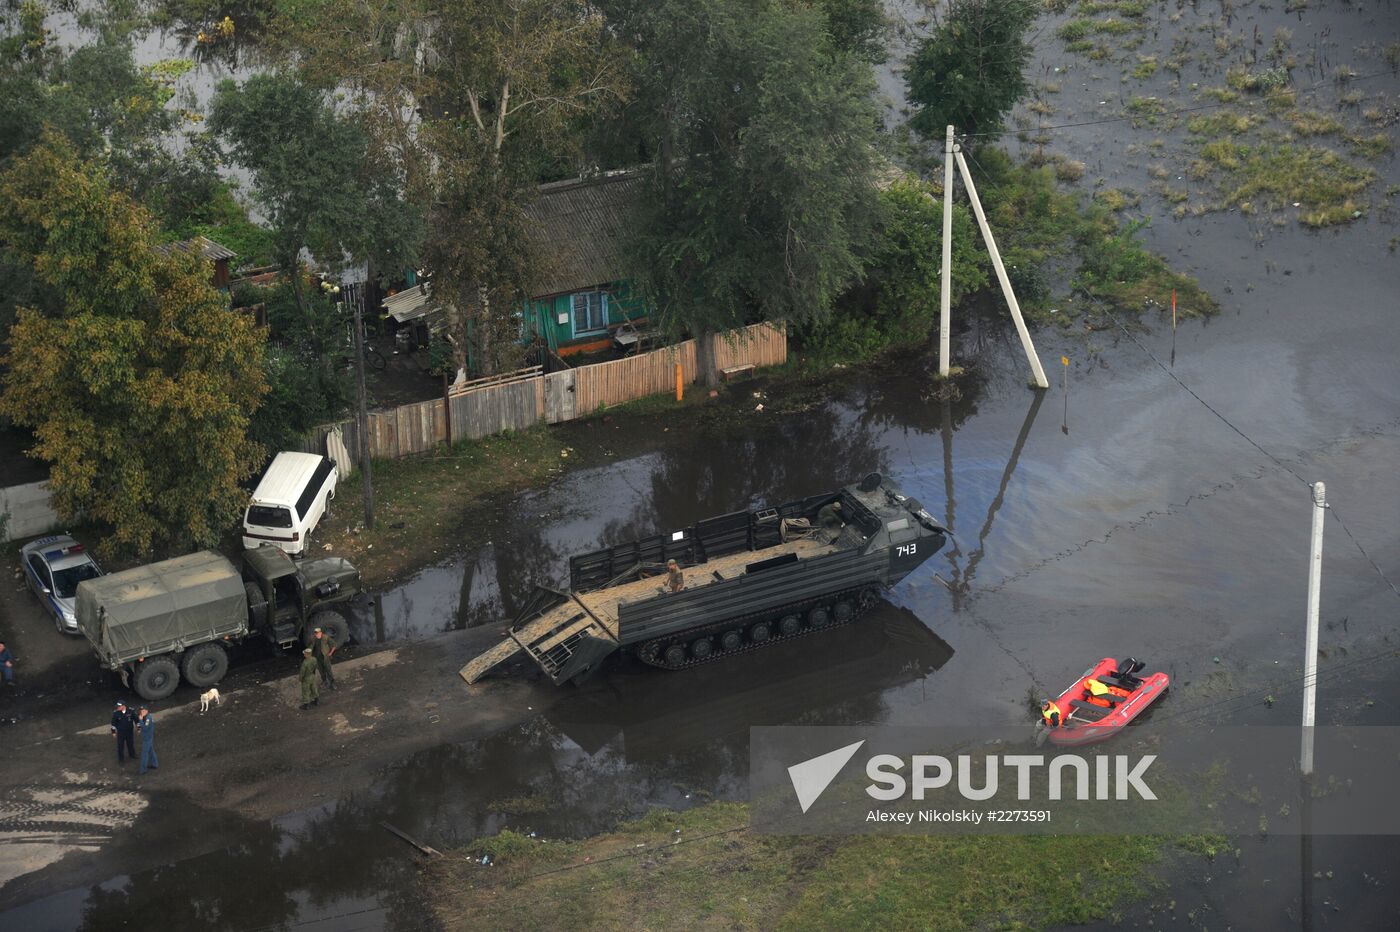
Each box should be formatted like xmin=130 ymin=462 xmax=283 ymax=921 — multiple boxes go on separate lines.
xmin=524 ymin=280 xmax=650 ymax=351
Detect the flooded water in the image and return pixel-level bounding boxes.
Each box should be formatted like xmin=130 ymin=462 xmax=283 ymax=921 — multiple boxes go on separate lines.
xmin=5 ymin=0 xmax=1400 ymax=927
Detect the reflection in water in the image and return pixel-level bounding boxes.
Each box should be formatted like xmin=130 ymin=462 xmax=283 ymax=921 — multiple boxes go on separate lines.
xmin=940 ymin=387 xmax=1044 ymax=611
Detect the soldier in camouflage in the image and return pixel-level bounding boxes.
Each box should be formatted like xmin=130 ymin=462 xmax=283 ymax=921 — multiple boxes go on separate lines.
xmin=299 ymin=647 xmax=320 ymax=710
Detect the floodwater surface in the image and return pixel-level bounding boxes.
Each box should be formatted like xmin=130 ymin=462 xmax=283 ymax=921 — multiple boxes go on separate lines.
xmin=5 ymin=0 xmax=1400 ymax=928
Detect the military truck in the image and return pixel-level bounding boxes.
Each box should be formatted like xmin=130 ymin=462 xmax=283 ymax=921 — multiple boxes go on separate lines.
xmin=461 ymin=473 xmax=946 ymax=686
xmin=76 ymin=547 xmax=362 ymax=701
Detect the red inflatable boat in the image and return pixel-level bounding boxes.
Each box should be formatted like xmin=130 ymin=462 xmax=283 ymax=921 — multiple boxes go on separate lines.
xmin=1040 ymin=657 xmax=1168 ymax=747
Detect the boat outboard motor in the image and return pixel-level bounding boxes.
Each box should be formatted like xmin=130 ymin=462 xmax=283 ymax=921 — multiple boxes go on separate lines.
xmin=1114 ymin=657 xmax=1146 ymax=688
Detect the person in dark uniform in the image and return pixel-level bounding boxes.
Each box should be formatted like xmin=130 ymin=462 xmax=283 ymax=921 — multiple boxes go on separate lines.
xmin=311 ymin=627 xmax=336 ymax=690
xmin=137 ymin=706 xmax=158 ymax=775
xmin=110 ymin=701 xmax=136 ymax=763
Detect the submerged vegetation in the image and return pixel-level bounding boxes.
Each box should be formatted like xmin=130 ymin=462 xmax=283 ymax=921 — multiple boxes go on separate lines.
xmin=1040 ymin=0 xmax=1397 ymax=228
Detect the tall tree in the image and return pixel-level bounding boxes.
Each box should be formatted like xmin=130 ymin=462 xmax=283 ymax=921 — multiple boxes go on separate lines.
xmin=617 ymin=0 xmax=880 ymax=385
xmin=0 ymin=134 xmax=267 ymax=556
xmin=422 ymin=0 xmax=626 ymax=375
xmin=209 ymin=72 xmax=397 ymax=310
xmin=906 ymin=0 xmax=1037 ymax=140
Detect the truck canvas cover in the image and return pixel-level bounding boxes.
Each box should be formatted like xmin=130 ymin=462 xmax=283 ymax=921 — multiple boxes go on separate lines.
xmin=76 ymin=550 xmax=248 ymax=666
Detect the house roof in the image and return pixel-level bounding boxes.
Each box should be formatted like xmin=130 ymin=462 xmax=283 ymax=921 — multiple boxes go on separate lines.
xmin=154 ymin=236 xmax=237 ymax=262
xmin=522 ymin=169 xmax=644 ymax=297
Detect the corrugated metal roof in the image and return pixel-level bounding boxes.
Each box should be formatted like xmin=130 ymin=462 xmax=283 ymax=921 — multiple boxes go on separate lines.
xmin=383 ymin=283 xmax=436 ymax=322
xmin=522 ymin=169 xmax=644 ymax=297
xmin=153 ymin=235 xmax=237 ymax=262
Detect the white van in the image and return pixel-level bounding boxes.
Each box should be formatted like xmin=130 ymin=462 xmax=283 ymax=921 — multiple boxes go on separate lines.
xmin=242 ymin=452 xmax=338 ymax=556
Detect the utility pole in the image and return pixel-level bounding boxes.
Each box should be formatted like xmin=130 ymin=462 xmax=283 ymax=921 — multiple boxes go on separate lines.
xmin=953 ymin=148 xmax=1050 ymax=389
xmin=939 ymin=125 xmax=954 ymax=379
xmin=348 ymin=281 xmax=375 ymax=529
xmin=1301 ymin=480 xmax=1325 ymax=776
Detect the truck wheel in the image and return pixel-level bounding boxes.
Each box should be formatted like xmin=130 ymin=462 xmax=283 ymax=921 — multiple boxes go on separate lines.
xmin=180 ymin=643 xmax=228 ymax=688
xmin=749 ymin=621 xmax=772 ymax=643
xmin=690 ymin=638 xmax=713 ymax=660
xmin=134 ymin=657 xmax=180 ymax=702
xmin=306 ymin=611 xmax=350 ymax=649
xmin=808 ymin=606 xmax=831 ymax=628
xmin=663 ymin=643 xmax=687 ymax=666
xmin=244 ymin=582 xmax=268 ymax=627
xmin=720 ymin=630 xmax=743 ymax=651
xmin=833 ymin=600 xmax=855 ymax=623
xmin=779 ymin=614 xmax=802 ymax=637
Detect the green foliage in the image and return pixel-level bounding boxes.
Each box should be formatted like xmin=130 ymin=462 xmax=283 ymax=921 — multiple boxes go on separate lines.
xmin=209 ymin=72 xmax=387 ymax=277
xmin=907 ymin=0 xmax=1038 ymax=139
xmin=801 ymin=177 xmax=988 ymax=362
xmin=800 ymin=0 xmax=888 ymax=62
xmin=1077 ymin=217 xmax=1154 ymax=289
xmin=621 ymin=0 xmax=879 ymax=372
xmin=244 ymin=283 xmax=352 ymax=451
xmin=0 ymin=134 xmax=266 ymax=557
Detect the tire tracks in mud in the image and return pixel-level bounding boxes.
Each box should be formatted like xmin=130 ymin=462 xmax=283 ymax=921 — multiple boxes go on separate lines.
xmin=0 ymin=779 xmax=146 ymax=853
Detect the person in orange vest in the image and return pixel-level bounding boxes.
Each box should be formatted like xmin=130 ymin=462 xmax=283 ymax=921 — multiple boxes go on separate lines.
xmin=1040 ymin=699 xmax=1063 ymax=728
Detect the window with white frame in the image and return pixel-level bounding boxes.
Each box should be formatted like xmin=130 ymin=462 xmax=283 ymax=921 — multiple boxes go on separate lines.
xmin=571 ymin=290 xmax=608 ymax=336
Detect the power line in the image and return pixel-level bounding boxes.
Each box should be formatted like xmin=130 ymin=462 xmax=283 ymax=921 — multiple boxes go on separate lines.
xmin=1091 ymin=296 xmax=1400 ymax=602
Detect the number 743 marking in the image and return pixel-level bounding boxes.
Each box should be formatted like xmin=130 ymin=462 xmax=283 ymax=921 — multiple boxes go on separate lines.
xmin=896 ymin=544 xmax=918 ymax=557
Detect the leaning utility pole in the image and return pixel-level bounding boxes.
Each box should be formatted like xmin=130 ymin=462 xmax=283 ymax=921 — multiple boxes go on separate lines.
xmin=939 ymin=126 xmax=1050 ymax=390
xmin=1300 ymin=480 xmax=1325 ymax=776
xmin=939 ymin=125 xmax=954 ymax=379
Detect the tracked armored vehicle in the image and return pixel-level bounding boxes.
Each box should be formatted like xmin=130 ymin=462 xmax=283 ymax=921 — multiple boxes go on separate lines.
xmin=460 ymin=474 xmax=945 ymax=686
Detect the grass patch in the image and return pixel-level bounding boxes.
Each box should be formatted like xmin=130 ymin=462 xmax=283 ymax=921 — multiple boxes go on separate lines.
xmin=1195 ymin=141 xmax=1375 ymax=227
xmin=317 ymin=426 xmax=570 ymax=586
xmin=1346 ymin=132 xmax=1394 ymax=158
xmin=424 ymin=800 xmax=1222 ymax=931
xmin=1094 ymin=187 xmax=1141 ymax=211
xmin=1125 ymin=95 xmax=1166 ymax=124
xmin=1186 ymin=111 xmax=1257 ymax=135
xmin=1287 ymin=109 xmax=1345 ymax=137
xmin=1130 ymin=55 xmax=1158 ymax=79
xmin=1226 ymin=66 xmax=1290 ymax=94
xmin=1198 ymin=86 xmax=1240 ymax=103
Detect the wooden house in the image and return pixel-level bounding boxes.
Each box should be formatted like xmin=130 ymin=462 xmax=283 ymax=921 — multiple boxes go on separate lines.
xmin=382 ymin=169 xmax=652 ymax=366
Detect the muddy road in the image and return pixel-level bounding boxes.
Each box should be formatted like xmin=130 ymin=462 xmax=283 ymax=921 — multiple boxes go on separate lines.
xmin=3 ymin=1 xmax=1399 ymax=929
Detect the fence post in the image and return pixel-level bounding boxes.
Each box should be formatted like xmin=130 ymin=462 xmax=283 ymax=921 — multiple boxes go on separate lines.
xmin=442 ymin=373 xmax=453 ymax=449
xmin=675 ymin=362 xmax=683 ymax=401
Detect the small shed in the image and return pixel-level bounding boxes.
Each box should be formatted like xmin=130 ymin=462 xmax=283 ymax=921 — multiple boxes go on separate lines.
xmin=154 ymin=236 xmax=238 ymax=289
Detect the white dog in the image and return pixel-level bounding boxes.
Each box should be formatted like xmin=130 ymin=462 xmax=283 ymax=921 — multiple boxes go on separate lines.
xmin=199 ymin=688 xmax=222 ymax=713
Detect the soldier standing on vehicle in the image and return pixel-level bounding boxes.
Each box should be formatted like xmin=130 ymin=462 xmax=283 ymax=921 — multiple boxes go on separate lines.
xmin=665 ymin=559 xmax=685 ymax=593
xmin=111 ymin=701 xmax=136 ymax=764
xmin=311 ymin=627 xmax=337 ymax=690
xmin=299 ymin=647 xmax=320 ymax=710
xmin=136 ymin=706 xmax=158 ymax=774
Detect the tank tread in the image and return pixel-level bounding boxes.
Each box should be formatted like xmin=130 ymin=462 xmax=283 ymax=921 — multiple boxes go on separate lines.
xmin=636 ymin=586 xmax=878 ymax=671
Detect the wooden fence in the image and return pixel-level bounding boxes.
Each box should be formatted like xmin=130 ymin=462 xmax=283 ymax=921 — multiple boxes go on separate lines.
xmin=302 ymin=321 xmax=786 ymax=461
